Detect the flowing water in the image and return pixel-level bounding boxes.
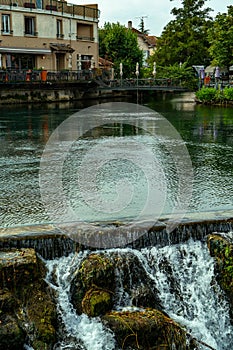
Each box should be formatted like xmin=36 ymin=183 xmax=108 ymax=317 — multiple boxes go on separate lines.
xmin=44 ymin=239 xmax=233 ymax=350
xmin=1 ymin=94 xmax=233 ymax=349
xmin=0 ymin=93 xmax=232 ymax=227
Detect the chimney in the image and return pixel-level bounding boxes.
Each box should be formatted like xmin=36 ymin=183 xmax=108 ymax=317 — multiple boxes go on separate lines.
xmin=128 ymin=21 xmax=132 ymax=29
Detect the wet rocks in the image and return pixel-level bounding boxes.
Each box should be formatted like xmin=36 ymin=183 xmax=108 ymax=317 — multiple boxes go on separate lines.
xmin=71 ymin=253 xmax=115 ymax=315
xmin=0 ymin=248 xmax=57 ymax=350
xmin=207 ymin=234 xmax=233 ymax=306
xmin=102 ymin=308 xmax=194 ymax=350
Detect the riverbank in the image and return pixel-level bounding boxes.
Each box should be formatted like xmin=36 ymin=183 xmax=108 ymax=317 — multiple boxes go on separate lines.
xmin=0 ymin=81 xmax=130 ymax=104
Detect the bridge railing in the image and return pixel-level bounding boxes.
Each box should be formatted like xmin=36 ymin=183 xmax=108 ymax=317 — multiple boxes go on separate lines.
xmin=107 ymin=78 xmax=184 ymax=88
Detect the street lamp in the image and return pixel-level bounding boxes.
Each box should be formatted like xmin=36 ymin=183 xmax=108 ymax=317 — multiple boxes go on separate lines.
xmin=153 ymin=62 xmax=156 ymax=82
xmin=136 ymin=62 xmax=139 ymax=86
xmin=120 ymin=62 xmax=123 ymax=86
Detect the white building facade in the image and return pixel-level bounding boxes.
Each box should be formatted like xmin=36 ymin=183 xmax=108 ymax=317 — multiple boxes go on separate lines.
xmin=0 ymin=0 xmax=99 ymax=71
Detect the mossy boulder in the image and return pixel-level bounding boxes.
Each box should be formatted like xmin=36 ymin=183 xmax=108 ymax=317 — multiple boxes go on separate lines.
xmin=0 ymin=248 xmax=57 ymax=350
xmin=0 ymin=248 xmax=39 ymax=298
xmin=0 ymin=314 xmax=25 ymax=350
xmin=207 ymin=234 xmax=233 ymax=305
xmin=82 ymin=287 xmax=113 ymax=317
xmin=71 ymin=253 xmax=115 ymax=314
xmin=102 ymin=308 xmax=195 ymax=350
xmin=71 ymin=251 xmax=162 ymax=315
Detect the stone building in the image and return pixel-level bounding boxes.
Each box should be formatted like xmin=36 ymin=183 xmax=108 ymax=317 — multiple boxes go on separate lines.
xmin=0 ymin=0 xmax=99 ymax=71
xmin=128 ymin=20 xmax=157 ymax=67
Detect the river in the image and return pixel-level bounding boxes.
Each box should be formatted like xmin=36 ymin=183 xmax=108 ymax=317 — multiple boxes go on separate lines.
xmin=1 ymin=93 xmax=233 ymax=350
xmin=0 ymin=92 xmax=232 ymax=229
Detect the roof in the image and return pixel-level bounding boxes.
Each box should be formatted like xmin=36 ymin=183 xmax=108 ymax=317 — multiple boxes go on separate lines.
xmin=146 ymin=35 xmax=157 ymax=47
xmin=130 ymin=27 xmax=157 ymax=48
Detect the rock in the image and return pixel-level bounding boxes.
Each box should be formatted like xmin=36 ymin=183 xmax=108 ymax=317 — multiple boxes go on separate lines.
xmin=102 ymin=308 xmax=194 ymax=350
xmin=0 ymin=248 xmax=38 ymax=295
xmin=71 ymin=253 xmax=115 ymax=314
xmin=207 ymin=234 xmax=233 ymax=305
xmin=71 ymin=251 xmax=162 ymax=315
xmin=0 ymin=314 xmax=25 ymax=350
xmin=110 ymin=251 xmax=162 ymax=310
xmin=0 ymin=248 xmax=57 ymax=350
xmin=82 ymin=287 xmax=113 ymax=317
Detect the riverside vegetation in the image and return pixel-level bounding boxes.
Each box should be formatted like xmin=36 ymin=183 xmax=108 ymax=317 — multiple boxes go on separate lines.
xmin=1 ymin=233 xmax=233 ymax=349
xmin=195 ymin=86 xmax=233 ymax=104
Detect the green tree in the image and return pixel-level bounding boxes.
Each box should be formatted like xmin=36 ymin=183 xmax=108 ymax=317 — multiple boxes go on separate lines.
xmin=99 ymin=22 xmax=143 ymax=77
xmin=138 ymin=17 xmax=150 ymax=34
xmin=208 ymin=5 xmax=233 ymax=69
xmin=152 ymin=0 xmax=213 ymax=67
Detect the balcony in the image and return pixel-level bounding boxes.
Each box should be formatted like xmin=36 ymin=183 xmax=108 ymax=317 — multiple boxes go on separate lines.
xmin=1 ymin=29 xmax=13 ymax=35
xmin=56 ymin=33 xmax=64 ymax=39
xmin=76 ymin=36 xmax=94 ymax=42
xmin=24 ymin=31 xmax=38 ymax=36
xmin=0 ymin=0 xmax=100 ymax=20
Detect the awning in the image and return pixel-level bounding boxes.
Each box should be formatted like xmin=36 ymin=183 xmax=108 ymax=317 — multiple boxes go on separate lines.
xmin=50 ymin=43 xmax=74 ymax=53
xmin=0 ymin=47 xmax=51 ymax=54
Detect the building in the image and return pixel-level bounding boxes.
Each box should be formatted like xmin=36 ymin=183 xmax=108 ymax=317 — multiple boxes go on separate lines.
xmin=128 ymin=21 xmax=157 ymax=67
xmin=0 ymin=0 xmax=99 ymax=71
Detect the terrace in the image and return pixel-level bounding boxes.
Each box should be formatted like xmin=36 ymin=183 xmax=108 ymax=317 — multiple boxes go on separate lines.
xmin=0 ymin=0 xmax=99 ymax=20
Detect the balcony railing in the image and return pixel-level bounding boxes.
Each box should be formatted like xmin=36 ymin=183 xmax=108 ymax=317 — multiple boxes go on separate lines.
xmin=24 ymin=31 xmax=38 ymax=36
xmin=56 ymin=33 xmax=64 ymax=39
xmin=1 ymin=29 xmax=13 ymax=34
xmin=76 ymin=35 xmax=94 ymax=42
xmin=0 ymin=0 xmax=100 ymax=19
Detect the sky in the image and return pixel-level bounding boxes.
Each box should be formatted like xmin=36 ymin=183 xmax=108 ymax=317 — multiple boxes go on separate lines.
xmin=73 ymin=0 xmax=232 ymax=36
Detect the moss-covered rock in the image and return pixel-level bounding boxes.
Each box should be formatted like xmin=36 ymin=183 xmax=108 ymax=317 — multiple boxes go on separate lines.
xmin=71 ymin=253 xmax=115 ymax=314
xmin=0 ymin=248 xmax=39 ymax=298
xmin=82 ymin=287 xmax=113 ymax=317
xmin=0 ymin=314 xmax=25 ymax=350
xmin=102 ymin=308 xmax=195 ymax=350
xmin=207 ymin=234 xmax=233 ymax=305
xmin=0 ymin=248 xmax=57 ymax=350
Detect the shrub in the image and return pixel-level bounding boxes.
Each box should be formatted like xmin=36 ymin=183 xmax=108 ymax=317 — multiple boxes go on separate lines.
xmin=195 ymin=87 xmax=217 ymax=102
xmin=223 ymin=87 xmax=233 ymax=101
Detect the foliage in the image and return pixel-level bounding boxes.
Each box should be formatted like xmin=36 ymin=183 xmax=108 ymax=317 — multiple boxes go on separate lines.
xmin=196 ymin=87 xmax=219 ymax=102
xmin=99 ymin=22 xmax=143 ymax=77
xmin=196 ymin=86 xmax=233 ymax=103
xmin=138 ymin=17 xmax=150 ymax=34
xmin=152 ymin=0 xmax=213 ymax=67
xmin=223 ymin=87 xmax=233 ymax=101
xmin=208 ymin=5 xmax=233 ymax=68
xmin=144 ymin=61 xmax=198 ymax=90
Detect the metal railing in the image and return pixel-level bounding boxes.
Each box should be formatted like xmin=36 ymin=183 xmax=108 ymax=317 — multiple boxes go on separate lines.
xmin=107 ymin=78 xmax=184 ymax=88
xmin=0 ymin=69 xmax=95 ymax=83
xmin=0 ymin=0 xmax=100 ymax=19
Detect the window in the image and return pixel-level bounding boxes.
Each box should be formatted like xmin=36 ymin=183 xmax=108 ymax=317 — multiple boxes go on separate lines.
xmin=24 ymin=17 xmax=36 ymax=36
xmin=2 ymin=14 xmax=11 ymax=34
xmin=56 ymin=19 xmax=63 ymax=39
xmin=77 ymin=24 xmax=94 ymax=41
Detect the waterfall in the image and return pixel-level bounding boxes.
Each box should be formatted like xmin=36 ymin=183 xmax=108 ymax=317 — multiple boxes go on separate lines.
xmin=42 ymin=239 xmax=233 ymax=350
xmin=45 ymin=252 xmax=116 ymax=350
xmin=140 ymin=240 xmax=233 ymax=350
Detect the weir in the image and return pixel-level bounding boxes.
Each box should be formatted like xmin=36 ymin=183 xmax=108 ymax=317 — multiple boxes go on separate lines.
xmin=0 ymin=209 xmax=232 ymax=259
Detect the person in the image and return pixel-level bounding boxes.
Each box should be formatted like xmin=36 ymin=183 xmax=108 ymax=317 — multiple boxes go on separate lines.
xmin=204 ymin=74 xmax=211 ymax=86
xmin=199 ymin=67 xmax=205 ymax=88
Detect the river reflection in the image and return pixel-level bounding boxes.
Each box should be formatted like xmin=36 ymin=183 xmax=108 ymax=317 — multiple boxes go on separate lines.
xmin=0 ymin=95 xmax=232 ymax=227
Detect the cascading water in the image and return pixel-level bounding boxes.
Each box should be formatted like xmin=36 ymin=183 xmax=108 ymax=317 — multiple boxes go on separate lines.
xmin=43 ymin=238 xmax=233 ymax=350
xmin=140 ymin=240 xmax=233 ymax=350
xmin=45 ymin=252 xmax=116 ymax=350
